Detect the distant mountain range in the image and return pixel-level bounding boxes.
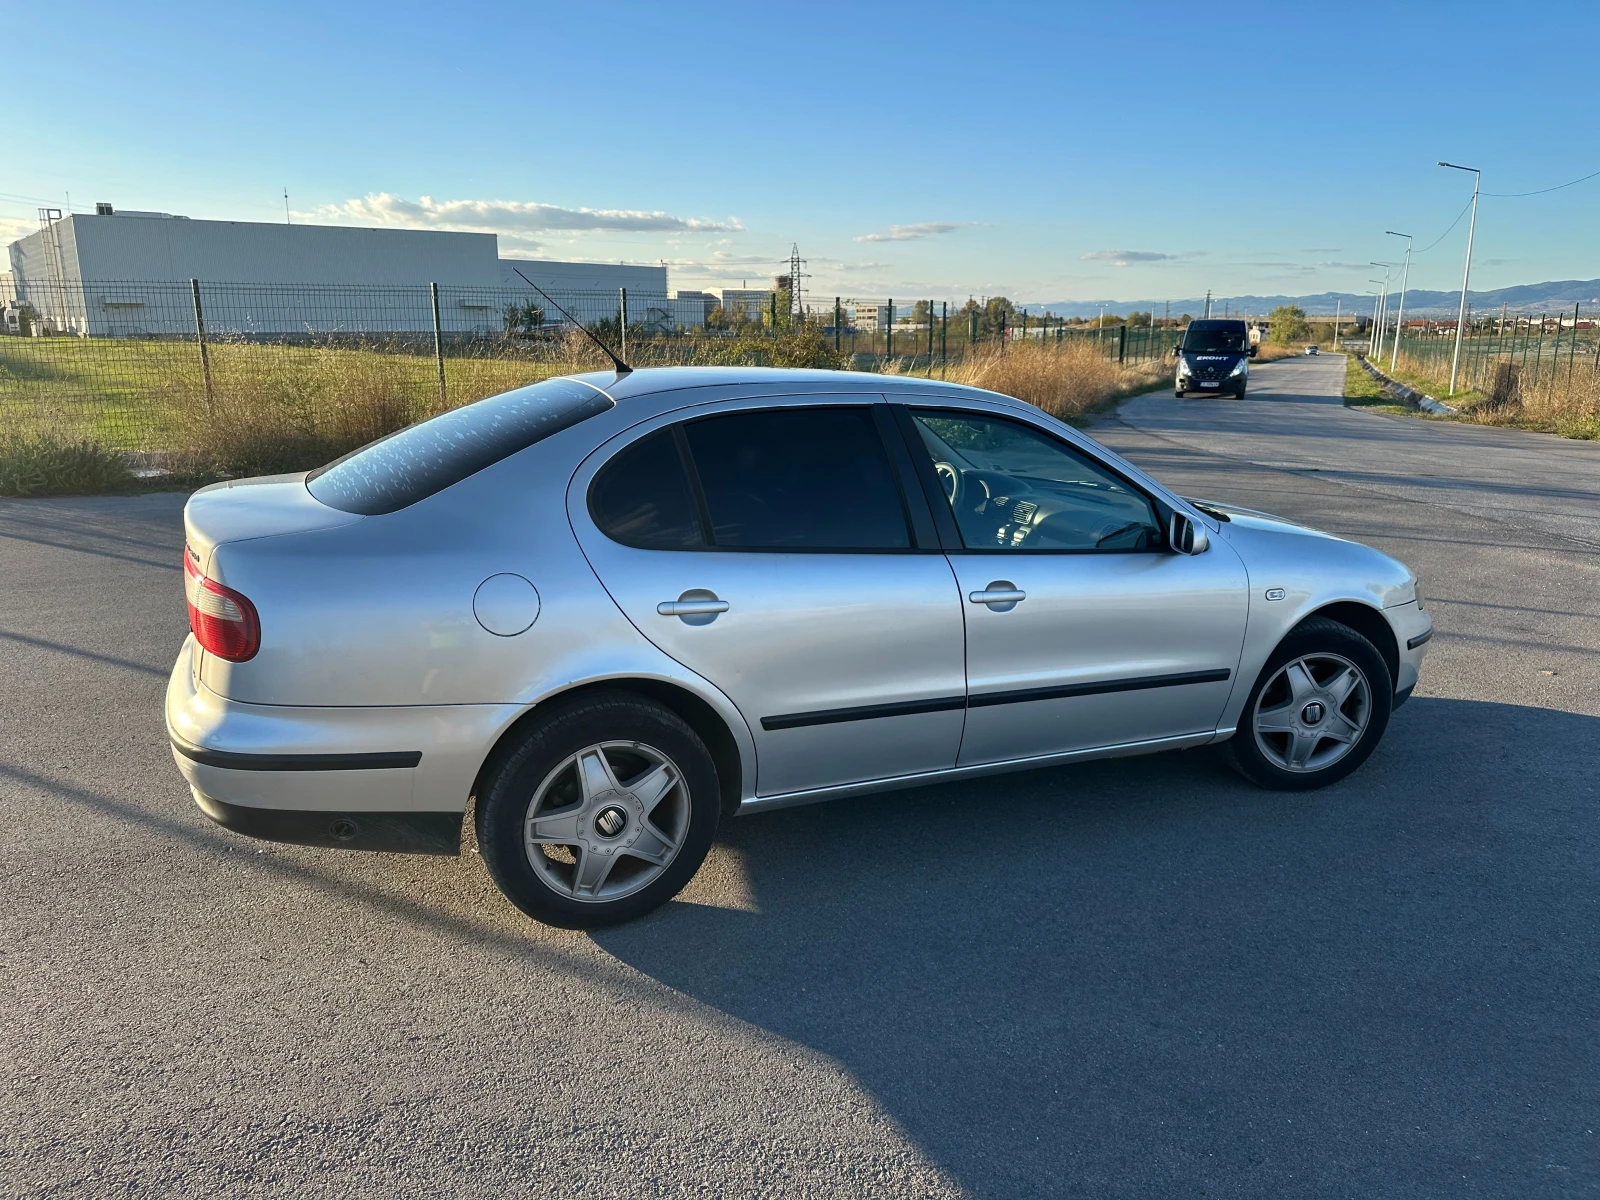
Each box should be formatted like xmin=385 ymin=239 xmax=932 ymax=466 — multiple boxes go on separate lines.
xmin=1024 ymin=278 xmax=1600 ymax=320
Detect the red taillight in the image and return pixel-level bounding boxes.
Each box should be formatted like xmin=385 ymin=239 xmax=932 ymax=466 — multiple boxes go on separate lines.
xmin=184 ymin=548 xmax=260 ymax=662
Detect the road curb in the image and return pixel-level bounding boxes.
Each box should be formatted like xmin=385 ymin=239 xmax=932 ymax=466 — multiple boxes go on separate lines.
xmin=1355 ymin=355 xmax=1459 ymax=415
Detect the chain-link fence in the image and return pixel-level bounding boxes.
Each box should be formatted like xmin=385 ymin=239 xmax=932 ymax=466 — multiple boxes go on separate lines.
xmin=1374 ymin=311 xmax=1600 ymax=402
xmin=2 ymin=279 xmax=1183 ymax=451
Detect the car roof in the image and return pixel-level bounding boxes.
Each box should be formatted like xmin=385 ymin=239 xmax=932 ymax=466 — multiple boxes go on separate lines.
xmin=592 ymin=365 xmax=989 ymax=404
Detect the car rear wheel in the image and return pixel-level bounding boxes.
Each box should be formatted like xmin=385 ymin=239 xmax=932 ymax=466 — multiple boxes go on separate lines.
xmin=476 ymin=691 xmax=720 ymax=928
xmin=1222 ymin=617 xmax=1392 ymax=791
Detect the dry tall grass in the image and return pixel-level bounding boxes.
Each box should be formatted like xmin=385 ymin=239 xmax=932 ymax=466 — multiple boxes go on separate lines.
xmin=1391 ymin=348 xmax=1600 ymax=440
xmin=929 ymin=339 xmax=1170 ymax=422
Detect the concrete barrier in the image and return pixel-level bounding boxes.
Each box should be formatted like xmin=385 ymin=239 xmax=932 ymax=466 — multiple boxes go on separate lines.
xmin=1355 ymin=355 xmax=1459 ymax=415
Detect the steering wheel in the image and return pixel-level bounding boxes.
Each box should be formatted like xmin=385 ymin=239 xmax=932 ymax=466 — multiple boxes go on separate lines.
xmin=933 ymin=461 xmax=962 ymax=509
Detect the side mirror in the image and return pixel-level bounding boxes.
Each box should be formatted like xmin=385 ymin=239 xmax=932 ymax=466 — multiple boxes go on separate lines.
xmin=1170 ymin=345 xmax=1181 ymax=358
xmin=1169 ymin=511 xmax=1210 ymax=555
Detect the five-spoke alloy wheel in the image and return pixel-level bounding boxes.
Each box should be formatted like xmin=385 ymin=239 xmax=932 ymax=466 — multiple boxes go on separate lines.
xmin=1224 ymin=617 xmax=1393 ymax=790
xmin=477 ymin=691 xmax=720 ymax=928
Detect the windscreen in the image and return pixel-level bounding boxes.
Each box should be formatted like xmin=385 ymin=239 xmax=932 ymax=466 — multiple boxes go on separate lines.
xmin=1181 ymin=321 xmax=1249 ymax=353
xmin=307 ymin=377 xmax=613 ymax=515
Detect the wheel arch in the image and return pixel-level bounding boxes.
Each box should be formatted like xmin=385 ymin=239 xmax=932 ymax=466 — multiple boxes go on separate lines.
xmin=471 ymin=678 xmax=746 ymax=818
xmin=1300 ymin=601 xmax=1400 ymax=691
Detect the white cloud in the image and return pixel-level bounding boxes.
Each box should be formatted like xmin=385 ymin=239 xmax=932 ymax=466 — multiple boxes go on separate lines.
xmin=305 ymin=193 xmax=743 ymax=245
xmin=0 ymin=215 xmax=37 ymax=245
xmin=854 ymin=222 xmax=971 ymax=243
xmin=1081 ymin=249 xmax=1185 ymax=266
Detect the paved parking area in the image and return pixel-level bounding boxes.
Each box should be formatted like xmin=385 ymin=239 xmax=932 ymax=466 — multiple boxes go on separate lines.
xmin=2 ymin=360 xmax=1596 ymax=1198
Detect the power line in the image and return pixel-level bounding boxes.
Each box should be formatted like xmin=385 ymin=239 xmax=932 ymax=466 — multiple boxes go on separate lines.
xmin=1414 ymin=196 xmax=1475 ymax=254
xmin=1482 ymin=166 xmax=1600 ymax=197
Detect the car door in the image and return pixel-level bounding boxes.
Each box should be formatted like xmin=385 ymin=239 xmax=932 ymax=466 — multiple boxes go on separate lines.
xmin=892 ymin=403 xmax=1249 ymax=767
xmin=569 ymin=397 xmax=966 ymax=799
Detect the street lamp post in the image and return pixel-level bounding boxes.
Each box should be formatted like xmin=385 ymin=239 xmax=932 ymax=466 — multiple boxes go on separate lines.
xmin=1368 ymin=282 xmax=1386 ymax=356
xmin=1438 ymin=161 xmax=1481 ymax=396
xmin=1370 ymin=263 xmax=1395 ymax=360
xmin=1385 ymin=232 xmax=1413 ymax=371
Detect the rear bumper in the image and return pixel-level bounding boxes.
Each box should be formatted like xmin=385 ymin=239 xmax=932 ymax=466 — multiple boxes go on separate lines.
xmin=166 ymin=636 xmax=520 ymax=848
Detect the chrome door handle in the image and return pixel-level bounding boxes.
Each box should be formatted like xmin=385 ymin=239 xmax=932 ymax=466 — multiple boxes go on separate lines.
xmin=968 ymin=582 xmax=1025 ymax=611
xmin=657 ymin=599 xmax=729 ymax=616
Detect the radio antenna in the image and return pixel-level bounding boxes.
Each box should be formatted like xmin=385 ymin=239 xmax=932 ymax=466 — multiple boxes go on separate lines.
xmin=509 ymin=266 xmax=632 ymax=375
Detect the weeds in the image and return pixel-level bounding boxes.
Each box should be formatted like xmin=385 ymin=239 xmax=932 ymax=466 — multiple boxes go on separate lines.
xmin=922 ymin=338 xmax=1170 ymax=423
xmin=0 ymin=433 xmax=135 ymax=497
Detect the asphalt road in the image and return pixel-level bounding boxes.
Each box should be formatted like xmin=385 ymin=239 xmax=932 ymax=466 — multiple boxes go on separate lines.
xmin=2 ymin=357 xmax=1596 ymax=1198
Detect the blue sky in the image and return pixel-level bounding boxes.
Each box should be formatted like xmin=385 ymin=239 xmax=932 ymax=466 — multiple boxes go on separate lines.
xmin=4 ymin=0 xmax=1597 ymax=305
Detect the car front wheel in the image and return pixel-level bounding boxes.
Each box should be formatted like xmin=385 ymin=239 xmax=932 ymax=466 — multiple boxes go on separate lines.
xmin=1223 ymin=617 xmax=1392 ymax=790
xmin=476 ymin=691 xmax=721 ymax=928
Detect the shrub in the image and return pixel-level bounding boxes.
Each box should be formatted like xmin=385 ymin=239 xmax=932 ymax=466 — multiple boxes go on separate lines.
xmin=0 ymin=433 xmax=135 ymax=497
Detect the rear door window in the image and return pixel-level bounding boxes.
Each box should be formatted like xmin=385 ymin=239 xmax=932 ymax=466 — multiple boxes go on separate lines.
xmin=683 ymin=407 xmax=911 ymax=550
xmin=588 ymin=428 xmax=704 ymax=549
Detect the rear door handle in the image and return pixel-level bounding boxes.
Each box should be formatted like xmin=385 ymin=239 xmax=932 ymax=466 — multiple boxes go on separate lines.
xmin=657 ymin=599 xmax=729 ymax=616
xmin=657 ymin=590 xmax=728 ymax=624
xmin=968 ymin=581 xmax=1026 ymax=611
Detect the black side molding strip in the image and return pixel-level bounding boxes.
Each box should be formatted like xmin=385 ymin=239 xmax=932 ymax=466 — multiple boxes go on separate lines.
xmin=193 ymin=793 xmax=460 ymax=855
xmin=760 ymin=670 xmax=1231 ymax=731
xmin=1406 ymin=628 xmax=1433 ymax=650
xmin=968 ymin=669 xmax=1231 ymax=709
xmin=172 ymin=736 xmax=421 ymax=772
xmin=761 ymin=695 xmax=967 ymax=732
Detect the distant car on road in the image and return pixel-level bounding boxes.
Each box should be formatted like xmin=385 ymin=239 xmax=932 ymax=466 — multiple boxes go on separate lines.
xmin=167 ymin=368 xmax=1432 ymax=927
xmin=1175 ymin=318 xmax=1253 ymax=398
xmin=1305 ymin=345 xmax=1320 ymax=355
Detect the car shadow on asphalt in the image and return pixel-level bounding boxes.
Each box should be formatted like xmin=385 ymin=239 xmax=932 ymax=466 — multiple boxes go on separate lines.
xmin=595 ymin=697 xmax=1600 ymax=1197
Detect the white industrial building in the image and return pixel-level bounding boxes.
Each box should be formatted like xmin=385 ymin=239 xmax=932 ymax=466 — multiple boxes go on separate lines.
xmin=5 ymin=206 xmax=707 ymax=337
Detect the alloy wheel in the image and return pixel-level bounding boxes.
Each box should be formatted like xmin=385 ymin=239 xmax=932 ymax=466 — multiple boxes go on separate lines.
xmin=1251 ymin=653 xmax=1371 ymax=773
xmin=523 ymin=741 xmax=690 ymax=902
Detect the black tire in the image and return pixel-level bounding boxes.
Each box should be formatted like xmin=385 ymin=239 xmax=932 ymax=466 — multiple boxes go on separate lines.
xmin=1221 ymin=617 xmax=1393 ymax=791
xmin=476 ymin=690 xmax=721 ymax=928
xmin=1175 ymin=389 xmax=1185 ymax=398
xmin=1235 ymin=383 xmax=1247 ymax=398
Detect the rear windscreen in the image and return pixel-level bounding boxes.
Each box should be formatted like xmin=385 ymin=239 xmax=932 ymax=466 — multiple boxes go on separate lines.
xmin=1181 ymin=321 xmax=1248 ymax=353
xmin=306 ymin=377 xmax=614 ymax=515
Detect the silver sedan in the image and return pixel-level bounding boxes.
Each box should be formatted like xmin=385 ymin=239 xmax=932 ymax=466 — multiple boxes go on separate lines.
xmin=166 ymin=367 xmax=1432 ymax=927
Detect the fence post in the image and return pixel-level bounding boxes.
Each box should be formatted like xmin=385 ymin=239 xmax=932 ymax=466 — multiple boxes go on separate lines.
xmin=619 ymin=288 xmax=628 ymax=360
xmin=1569 ymin=303 xmax=1580 ymax=381
xmin=430 ymin=282 xmax=447 ymax=408
xmin=189 ymin=278 xmax=214 ymax=411
xmin=769 ymin=291 xmax=777 ymax=332
xmin=940 ymin=301 xmax=948 ymax=378
xmin=834 ymin=297 xmax=842 ymax=354
xmin=1118 ymin=323 xmax=1127 ymax=363
xmin=887 ymin=299 xmax=894 ymax=358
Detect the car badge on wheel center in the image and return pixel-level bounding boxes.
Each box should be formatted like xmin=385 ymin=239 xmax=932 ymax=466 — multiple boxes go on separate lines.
xmin=594 ymin=805 xmax=628 ymax=839
xmin=1301 ymin=701 xmax=1326 ymax=724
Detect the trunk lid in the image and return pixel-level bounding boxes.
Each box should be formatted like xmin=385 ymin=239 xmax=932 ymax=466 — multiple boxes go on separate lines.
xmin=184 ymin=473 xmax=363 ymax=572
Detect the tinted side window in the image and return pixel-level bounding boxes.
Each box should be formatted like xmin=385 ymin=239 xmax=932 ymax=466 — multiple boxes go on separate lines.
xmin=684 ymin=407 xmax=911 ymax=550
xmin=307 ymin=377 xmax=613 ymax=515
xmin=589 ymin=429 xmax=705 ymax=549
xmin=910 ymin=410 xmax=1162 ymax=551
